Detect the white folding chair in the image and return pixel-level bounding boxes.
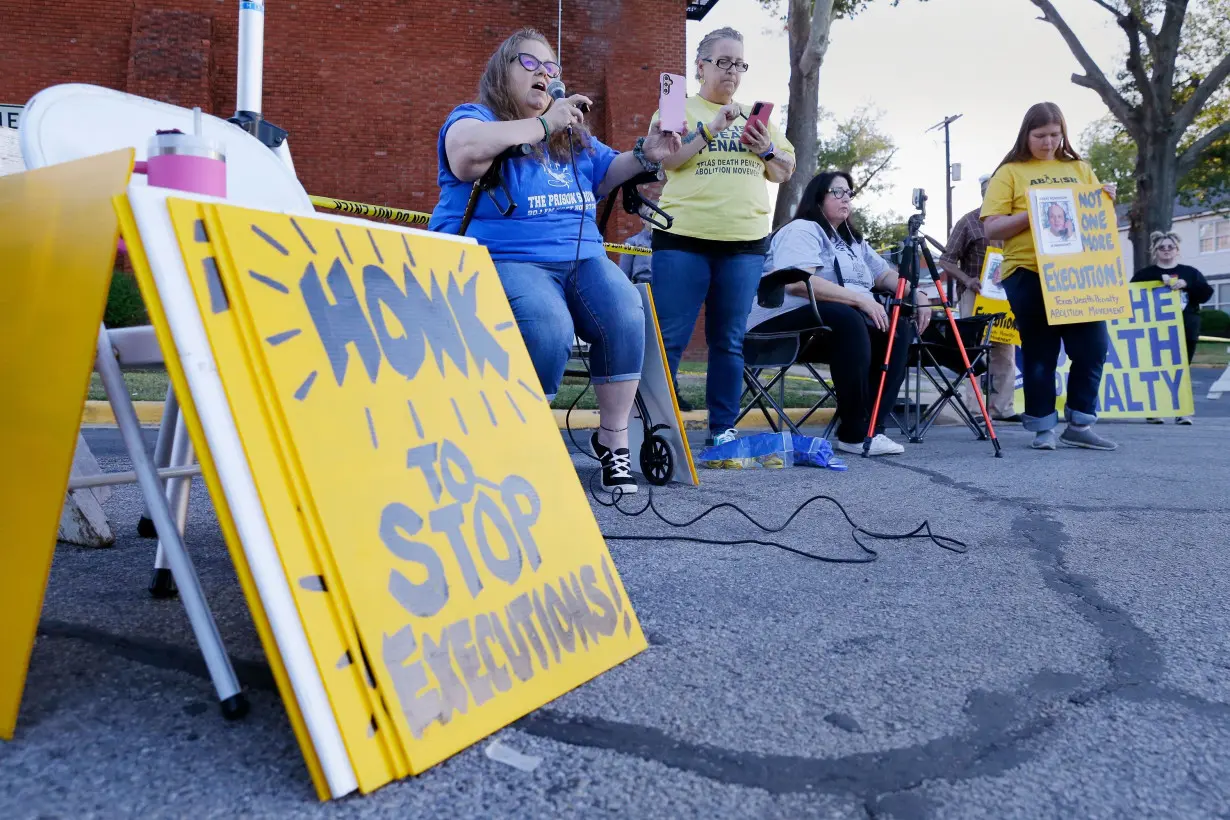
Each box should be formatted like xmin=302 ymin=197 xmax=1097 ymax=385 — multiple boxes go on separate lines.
xmin=20 ymin=83 xmax=315 ymax=717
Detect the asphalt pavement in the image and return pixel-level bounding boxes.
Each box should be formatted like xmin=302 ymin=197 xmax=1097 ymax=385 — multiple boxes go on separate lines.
xmin=2 ymin=373 xmax=1228 ymax=818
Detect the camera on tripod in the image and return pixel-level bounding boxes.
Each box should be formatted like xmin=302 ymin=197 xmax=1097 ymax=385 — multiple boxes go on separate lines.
xmin=911 ymin=187 xmax=928 ymax=213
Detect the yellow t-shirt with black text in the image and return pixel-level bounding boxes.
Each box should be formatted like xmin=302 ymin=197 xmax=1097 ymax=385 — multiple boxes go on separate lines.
xmin=980 ymin=158 xmax=1099 ymax=280
xmin=651 ymin=96 xmax=794 ymax=243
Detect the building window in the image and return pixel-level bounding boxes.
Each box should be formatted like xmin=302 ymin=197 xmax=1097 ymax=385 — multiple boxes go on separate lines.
xmin=1214 ymin=281 xmax=1230 ymax=313
xmin=1199 ymin=218 xmax=1230 ymax=253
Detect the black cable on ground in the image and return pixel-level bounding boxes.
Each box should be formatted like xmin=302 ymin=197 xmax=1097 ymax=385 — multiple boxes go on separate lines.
xmin=557 ymin=122 xmax=967 ymax=564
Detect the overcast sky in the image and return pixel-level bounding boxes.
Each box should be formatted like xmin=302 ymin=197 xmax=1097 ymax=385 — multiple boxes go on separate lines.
xmin=684 ymin=0 xmax=1125 ymax=232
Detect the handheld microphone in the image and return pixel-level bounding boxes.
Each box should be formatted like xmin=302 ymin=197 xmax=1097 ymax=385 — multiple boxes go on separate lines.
xmin=546 ymin=78 xmax=590 ymax=114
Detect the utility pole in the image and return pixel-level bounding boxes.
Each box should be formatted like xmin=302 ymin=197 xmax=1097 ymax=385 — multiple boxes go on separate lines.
xmin=927 ymin=113 xmax=962 ymax=304
xmin=927 ymin=114 xmax=963 ymax=238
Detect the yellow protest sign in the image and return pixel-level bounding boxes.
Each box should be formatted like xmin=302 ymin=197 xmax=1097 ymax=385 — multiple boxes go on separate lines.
xmin=0 ymin=149 xmax=133 ymax=739
xmin=1053 ymin=283 xmax=1194 ymax=418
xmin=971 ymin=249 xmax=1020 ymax=346
xmin=1027 ymin=184 xmax=1130 ymax=325
xmin=122 ymin=195 xmax=370 ymax=799
xmin=190 ymin=201 xmax=646 ymax=781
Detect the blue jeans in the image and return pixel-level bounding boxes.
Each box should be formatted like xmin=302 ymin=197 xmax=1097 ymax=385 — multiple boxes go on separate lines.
xmin=652 ymin=249 xmax=764 ymax=432
xmin=494 ymin=256 xmax=644 ymax=399
xmin=1002 ymin=268 xmax=1108 ymax=432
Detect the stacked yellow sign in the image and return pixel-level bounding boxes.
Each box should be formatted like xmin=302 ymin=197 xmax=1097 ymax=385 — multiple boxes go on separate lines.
xmin=1 ymin=152 xmax=646 ymax=802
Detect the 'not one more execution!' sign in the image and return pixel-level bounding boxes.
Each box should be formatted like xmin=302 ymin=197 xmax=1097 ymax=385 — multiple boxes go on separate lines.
xmin=1027 ymin=184 xmax=1130 ymax=325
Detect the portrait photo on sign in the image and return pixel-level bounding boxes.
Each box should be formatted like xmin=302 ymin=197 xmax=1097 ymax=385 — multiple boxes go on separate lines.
xmin=1031 ymin=189 xmax=1083 ymax=256
xmin=980 ymin=250 xmax=1008 ymax=301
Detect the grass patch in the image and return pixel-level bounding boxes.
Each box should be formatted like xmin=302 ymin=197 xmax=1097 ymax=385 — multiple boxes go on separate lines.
xmin=549 ymin=372 xmax=831 ymax=411
xmin=84 ymin=367 xmax=835 ymax=411
xmin=1193 ymin=342 xmax=1229 ymax=367
xmin=88 ymin=370 xmax=170 ymax=401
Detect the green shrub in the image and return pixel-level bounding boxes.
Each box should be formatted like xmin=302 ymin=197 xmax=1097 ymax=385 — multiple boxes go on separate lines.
xmin=1201 ymin=308 xmax=1230 ymax=339
xmin=104 ymin=269 xmax=149 ymax=328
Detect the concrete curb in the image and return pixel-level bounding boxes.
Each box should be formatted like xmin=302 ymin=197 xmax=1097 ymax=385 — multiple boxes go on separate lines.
xmin=81 ymin=400 xmax=836 ymax=430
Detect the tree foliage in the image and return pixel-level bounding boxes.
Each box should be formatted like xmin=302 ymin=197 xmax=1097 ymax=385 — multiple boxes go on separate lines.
xmin=749 ymin=0 xmax=918 ymax=228
xmin=815 ymin=104 xmax=899 ymax=199
xmin=1031 ymin=0 xmax=1230 ymax=264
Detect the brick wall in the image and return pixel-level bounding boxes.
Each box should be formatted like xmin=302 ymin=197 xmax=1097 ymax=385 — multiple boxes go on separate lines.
xmin=2 ymin=0 xmax=708 ymax=356
xmin=2 ymin=0 xmax=684 ymax=236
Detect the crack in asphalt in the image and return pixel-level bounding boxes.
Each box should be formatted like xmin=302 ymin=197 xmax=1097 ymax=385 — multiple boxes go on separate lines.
xmin=881 ymin=461 xmax=1215 ymax=515
xmin=33 ymin=502 xmax=1229 ymax=817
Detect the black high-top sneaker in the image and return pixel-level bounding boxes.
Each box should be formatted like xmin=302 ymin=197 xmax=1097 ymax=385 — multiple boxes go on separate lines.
xmin=591 ymin=431 xmax=638 ymax=494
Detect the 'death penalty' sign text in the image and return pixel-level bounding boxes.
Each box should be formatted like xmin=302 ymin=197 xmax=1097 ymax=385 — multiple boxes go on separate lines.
xmin=178 ymin=202 xmax=646 ymax=787
xmin=1054 ymin=283 xmax=1194 ymax=417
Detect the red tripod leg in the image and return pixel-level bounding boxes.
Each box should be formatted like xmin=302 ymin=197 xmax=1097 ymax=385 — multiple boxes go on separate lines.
xmin=863 ymin=277 xmax=909 ymax=457
xmin=929 ymin=277 xmax=1003 ymax=457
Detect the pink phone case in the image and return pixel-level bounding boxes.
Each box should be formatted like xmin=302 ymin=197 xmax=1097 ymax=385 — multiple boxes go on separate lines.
xmin=659 ymin=73 xmax=687 ymax=133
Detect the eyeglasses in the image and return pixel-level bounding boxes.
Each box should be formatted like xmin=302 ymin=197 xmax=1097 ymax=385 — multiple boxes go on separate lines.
xmin=1156 ymin=244 xmax=1177 ymax=252
xmin=702 ymin=57 xmax=750 ymax=73
xmin=512 ymin=52 xmax=561 ymax=78
xmin=827 ymin=188 xmax=854 ymax=201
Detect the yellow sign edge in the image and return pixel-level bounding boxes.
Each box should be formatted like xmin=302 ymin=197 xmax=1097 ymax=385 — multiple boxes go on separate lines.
xmin=113 ymin=193 xmax=333 ymax=802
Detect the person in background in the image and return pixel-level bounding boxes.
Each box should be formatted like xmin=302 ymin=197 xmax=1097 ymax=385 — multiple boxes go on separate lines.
xmin=650 ymin=26 xmax=797 ymax=457
xmin=937 ymin=173 xmax=1020 ymax=422
xmin=617 ymin=201 xmax=657 ymax=284
xmin=616 ymin=200 xmax=695 ymax=411
xmin=747 ymin=171 xmax=930 ymax=456
xmin=430 ymin=27 xmax=681 ymax=494
xmin=981 ymin=101 xmax=1118 ymax=452
xmin=1132 ymin=230 xmax=1213 ymax=425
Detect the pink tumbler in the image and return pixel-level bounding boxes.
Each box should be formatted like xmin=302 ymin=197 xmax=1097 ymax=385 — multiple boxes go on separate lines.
xmin=119 ymin=109 xmax=227 ymax=255
xmin=145 ymin=127 xmax=227 ymax=197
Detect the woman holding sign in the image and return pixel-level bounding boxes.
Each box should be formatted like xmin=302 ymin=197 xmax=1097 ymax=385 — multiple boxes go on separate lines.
xmin=981 ymin=102 xmax=1118 ymax=452
xmin=1132 ymin=230 xmax=1214 ymax=424
xmin=431 ymin=28 xmax=681 ymax=494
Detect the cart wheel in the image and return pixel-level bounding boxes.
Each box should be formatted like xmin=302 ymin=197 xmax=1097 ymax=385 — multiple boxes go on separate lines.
xmin=640 ymin=435 xmax=674 ymax=486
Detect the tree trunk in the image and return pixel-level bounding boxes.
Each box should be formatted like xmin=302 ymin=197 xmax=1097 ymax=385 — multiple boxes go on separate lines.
xmin=1128 ymin=135 xmax=1179 ymax=270
xmin=772 ymin=0 xmax=832 ymax=229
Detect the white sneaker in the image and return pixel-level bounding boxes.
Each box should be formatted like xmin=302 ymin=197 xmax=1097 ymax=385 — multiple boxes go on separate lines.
xmin=834 ymin=434 xmax=904 ymax=456
xmin=701 ymin=428 xmax=741 ymax=469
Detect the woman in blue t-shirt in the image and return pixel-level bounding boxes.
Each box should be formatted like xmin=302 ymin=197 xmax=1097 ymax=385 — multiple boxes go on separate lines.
xmin=431 ymin=28 xmax=678 ymax=494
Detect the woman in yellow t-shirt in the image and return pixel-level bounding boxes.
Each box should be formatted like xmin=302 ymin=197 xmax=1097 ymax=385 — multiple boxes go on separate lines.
xmin=649 ymin=26 xmax=796 ymax=452
xmin=981 ymin=102 xmax=1119 ymax=452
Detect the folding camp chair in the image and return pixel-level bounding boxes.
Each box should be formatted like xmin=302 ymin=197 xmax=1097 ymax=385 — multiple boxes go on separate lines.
xmin=737 ymin=268 xmax=837 ymax=437
xmin=898 ymin=312 xmax=999 ymax=442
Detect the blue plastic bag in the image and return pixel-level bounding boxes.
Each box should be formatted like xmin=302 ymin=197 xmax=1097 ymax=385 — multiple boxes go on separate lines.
xmin=791 ymin=433 xmax=848 ymax=471
xmin=698 ymin=431 xmax=846 ymax=471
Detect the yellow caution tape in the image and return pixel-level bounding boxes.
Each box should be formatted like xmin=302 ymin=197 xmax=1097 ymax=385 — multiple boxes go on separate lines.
xmin=603 ymin=242 xmax=651 ymax=257
xmin=310 ymin=196 xmax=431 ymax=226
xmin=310 ymin=196 xmax=653 ymax=257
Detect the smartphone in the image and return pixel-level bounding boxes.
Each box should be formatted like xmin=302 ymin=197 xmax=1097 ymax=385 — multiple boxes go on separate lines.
xmin=658 ymin=73 xmax=687 ymax=133
xmin=741 ymin=101 xmax=774 ymax=144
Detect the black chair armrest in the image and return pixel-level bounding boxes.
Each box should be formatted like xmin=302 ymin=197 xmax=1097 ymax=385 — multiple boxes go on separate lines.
xmin=756 ymin=268 xmax=832 ymax=334
xmin=597 ymin=170 xmax=673 ymax=234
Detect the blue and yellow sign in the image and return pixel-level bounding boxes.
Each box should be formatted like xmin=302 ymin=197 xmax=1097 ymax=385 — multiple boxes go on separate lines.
xmin=1016 ymin=283 xmax=1195 ymax=418
xmin=168 ymin=200 xmax=645 ymax=790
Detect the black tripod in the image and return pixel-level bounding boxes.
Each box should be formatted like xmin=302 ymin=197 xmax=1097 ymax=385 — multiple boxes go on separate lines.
xmin=866 ymin=203 xmax=1003 ymax=458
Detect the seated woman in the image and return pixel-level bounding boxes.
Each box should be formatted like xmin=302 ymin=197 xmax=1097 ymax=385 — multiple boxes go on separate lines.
xmin=430 ymin=28 xmax=680 ymax=494
xmin=746 ymin=171 xmax=931 ymax=456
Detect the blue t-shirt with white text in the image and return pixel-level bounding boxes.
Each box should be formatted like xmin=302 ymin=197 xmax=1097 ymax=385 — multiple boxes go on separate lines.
xmin=429 ymin=103 xmax=621 ymax=262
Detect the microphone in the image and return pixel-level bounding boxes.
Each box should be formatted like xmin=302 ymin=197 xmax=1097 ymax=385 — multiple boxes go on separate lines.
xmin=546 ymin=78 xmax=590 ymax=114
